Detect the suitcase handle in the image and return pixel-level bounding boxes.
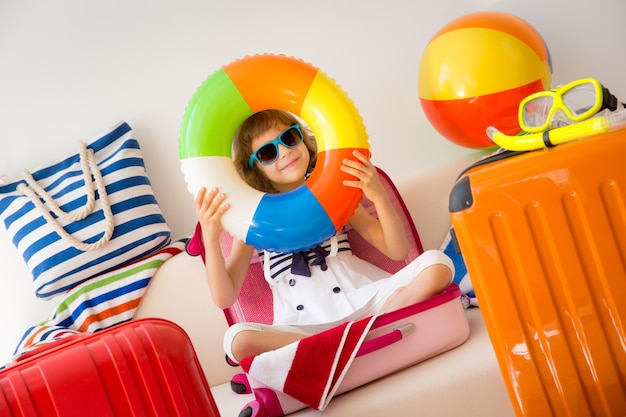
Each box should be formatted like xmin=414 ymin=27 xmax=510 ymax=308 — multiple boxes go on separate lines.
xmin=356 ymin=323 xmax=415 ymax=357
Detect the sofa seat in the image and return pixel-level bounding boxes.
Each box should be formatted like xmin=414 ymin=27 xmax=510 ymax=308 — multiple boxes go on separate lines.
xmin=134 ymin=155 xmax=516 ymax=416
xmin=135 ymin=237 xmax=515 ymax=417
xmin=211 ymin=308 xmax=514 ymax=416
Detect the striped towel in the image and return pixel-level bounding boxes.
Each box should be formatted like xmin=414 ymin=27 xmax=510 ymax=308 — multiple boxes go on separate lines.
xmin=240 ymin=315 xmax=377 ymax=411
xmin=7 ymin=239 xmax=187 ymax=365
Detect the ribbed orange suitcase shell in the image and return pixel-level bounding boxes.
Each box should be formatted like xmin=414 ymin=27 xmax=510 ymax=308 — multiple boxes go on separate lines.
xmin=449 ymin=129 xmax=626 ymax=417
xmin=0 ymin=318 xmax=219 ymax=417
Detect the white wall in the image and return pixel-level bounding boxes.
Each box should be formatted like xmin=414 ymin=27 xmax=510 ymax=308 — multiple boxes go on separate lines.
xmin=1 ymin=0 xmax=625 ymax=364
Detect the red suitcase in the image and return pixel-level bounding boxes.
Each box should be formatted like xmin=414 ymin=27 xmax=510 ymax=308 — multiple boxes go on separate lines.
xmin=449 ymin=130 xmax=626 ymax=417
xmin=0 ymin=318 xmax=219 ymax=417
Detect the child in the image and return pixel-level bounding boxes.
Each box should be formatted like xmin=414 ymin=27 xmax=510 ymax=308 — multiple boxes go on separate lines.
xmin=195 ymin=109 xmax=454 ymax=363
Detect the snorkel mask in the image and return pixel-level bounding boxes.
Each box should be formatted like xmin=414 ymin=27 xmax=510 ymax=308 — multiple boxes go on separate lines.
xmin=488 ymin=78 xmax=626 ymax=151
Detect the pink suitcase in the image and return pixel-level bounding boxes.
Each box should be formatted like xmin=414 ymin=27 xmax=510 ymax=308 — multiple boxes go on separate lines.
xmin=187 ymin=168 xmax=470 ymax=417
xmin=239 ymin=284 xmax=469 ymax=417
xmin=0 ymin=318 xmax=219 ymax=417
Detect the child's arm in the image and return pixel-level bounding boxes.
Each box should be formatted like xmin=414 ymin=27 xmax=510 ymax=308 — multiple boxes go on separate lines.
xmin=342 ymin=151 xmax=409 ymax=261
xmin=195 ymin=187 xmax=254 ymax=309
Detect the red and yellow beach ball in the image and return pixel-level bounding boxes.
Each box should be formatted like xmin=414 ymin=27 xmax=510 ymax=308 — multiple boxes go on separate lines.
xmin=418 ymin=11 xmax=553 ymax=148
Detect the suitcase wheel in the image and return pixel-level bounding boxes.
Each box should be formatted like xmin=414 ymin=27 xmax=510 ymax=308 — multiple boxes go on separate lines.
xmin=225 ymin=353 xmax=240 ymax=367
xmin=231 ymin=372 xmax=252 ymax=394
xmin=253 ymin=388 xmax=285 ymax=417
xmin=238 ymin=400 xmax=266 ymax=417
xmin=238 ymin=388 xmax=286 ymax=417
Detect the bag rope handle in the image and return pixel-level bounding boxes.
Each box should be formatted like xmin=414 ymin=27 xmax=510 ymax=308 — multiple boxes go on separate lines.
xmin=16 ymin=141 xmax=115 ymax=252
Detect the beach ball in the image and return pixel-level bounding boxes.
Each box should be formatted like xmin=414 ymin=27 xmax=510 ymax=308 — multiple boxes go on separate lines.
xmin=418 ymin=11 xmax=552 ymax=148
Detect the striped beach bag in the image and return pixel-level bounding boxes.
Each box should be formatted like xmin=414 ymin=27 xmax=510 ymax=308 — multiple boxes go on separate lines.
xmin=0 ymin=121 xmax=170 ymax=299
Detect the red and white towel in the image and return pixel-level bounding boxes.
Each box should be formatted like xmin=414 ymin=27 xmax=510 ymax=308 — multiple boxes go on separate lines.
xmin=240 ymin=315 xmax=377 ymax=411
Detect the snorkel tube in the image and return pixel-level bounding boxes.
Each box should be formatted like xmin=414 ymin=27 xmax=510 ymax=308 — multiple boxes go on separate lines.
xmin=487 ymin=108 xmax=626 ymax=151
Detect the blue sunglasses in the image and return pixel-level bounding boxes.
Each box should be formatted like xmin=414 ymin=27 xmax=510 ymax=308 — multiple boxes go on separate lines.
xmin=248 ymin=124 xmax=304 ymax=168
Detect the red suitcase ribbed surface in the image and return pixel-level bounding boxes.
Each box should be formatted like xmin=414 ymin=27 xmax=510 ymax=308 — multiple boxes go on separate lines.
xmin=0 ymin=318 xmax=219 ymax=417
xmin=449 ymin=129 xmax=626 ymax=417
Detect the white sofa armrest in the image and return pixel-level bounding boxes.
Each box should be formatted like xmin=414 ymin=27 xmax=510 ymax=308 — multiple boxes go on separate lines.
xmin=134 ymin=251 xmax=238 ymax=387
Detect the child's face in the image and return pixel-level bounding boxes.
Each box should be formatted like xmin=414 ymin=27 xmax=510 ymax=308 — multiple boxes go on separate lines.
xmin=251 ymin=123 xmax=310 ymax=193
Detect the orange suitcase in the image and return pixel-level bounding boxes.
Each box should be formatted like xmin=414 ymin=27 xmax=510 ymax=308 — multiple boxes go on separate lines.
xmin=449 ymin=129 xmax=626 ymax=417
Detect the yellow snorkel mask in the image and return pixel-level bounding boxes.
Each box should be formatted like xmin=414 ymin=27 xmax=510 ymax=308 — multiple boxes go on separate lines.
xmin=488 ymin=78 xmax=626 ymax=151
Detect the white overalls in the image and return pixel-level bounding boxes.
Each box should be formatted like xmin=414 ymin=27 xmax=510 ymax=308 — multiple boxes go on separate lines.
xmin=223 ymin=230 xmax=454 ymax=361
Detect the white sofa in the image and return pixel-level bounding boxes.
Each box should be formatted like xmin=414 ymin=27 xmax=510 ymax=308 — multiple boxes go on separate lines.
xmin=134 ymin=155 xmax=515 ymax=417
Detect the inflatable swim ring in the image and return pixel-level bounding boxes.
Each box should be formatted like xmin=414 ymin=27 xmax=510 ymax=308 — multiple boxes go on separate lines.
xmin=179 ymin=54 xmax=370 ymax=253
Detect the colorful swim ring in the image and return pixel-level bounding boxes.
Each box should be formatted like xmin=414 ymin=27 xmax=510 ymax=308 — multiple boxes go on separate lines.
xmin=179 ymin=54 xmax=370 ymax=253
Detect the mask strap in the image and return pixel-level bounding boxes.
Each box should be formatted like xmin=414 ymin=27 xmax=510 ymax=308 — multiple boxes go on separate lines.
xmin=601 ymin=85 xmax=622 ymax=111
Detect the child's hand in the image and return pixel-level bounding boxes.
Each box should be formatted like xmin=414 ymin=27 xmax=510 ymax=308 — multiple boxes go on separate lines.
xmin=195 ymin=187 xmax=230 ymax=242
xmin=340 ymin=150 xmax=385 ymax=202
